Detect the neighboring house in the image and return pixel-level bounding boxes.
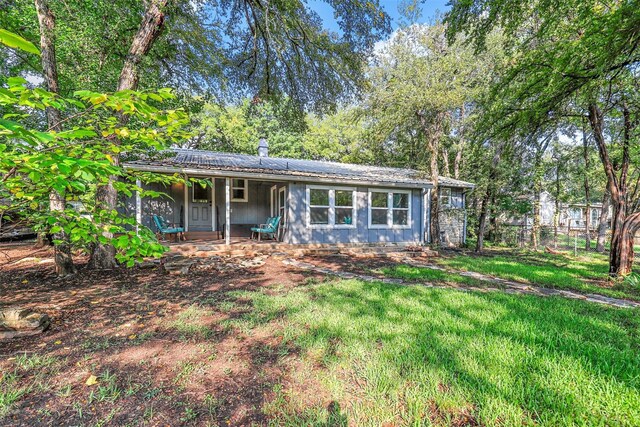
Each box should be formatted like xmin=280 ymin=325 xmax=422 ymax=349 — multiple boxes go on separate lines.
xmin=507 ymin=191 xmax=612 ymax=230
xmin=122 ymin=141 xmax=474 ymax=246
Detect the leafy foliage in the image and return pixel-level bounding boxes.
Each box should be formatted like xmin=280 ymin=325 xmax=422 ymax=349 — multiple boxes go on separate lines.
xmin=0 ymin=74 xmax=190 ymax=265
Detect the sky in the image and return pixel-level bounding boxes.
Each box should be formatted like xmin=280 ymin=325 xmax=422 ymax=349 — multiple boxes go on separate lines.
xmin=307 ymin=0 xmax=451 ymax=32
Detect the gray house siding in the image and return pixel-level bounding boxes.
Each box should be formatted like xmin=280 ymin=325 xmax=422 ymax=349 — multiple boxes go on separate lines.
xmin=212 ymin=179 xmax=272 ymax=227
xmin=283 ymin=183 xmax=423 ymax=245
xmin=128 ymin=177 xmax=467 ymax=246
xmin=133 ymin=182 xmax=184 ymax=231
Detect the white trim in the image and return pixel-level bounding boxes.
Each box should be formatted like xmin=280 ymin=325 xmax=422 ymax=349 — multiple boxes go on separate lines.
xmin=184 ymin=176 xmax=189 ymax=232
xmin=230 ymin=178 xmax=248 ymax=202
xmin=426 ymin=188 xmax=431 ymax=243
xmin=421 ymin=188 xmax=427 ymax=244
xmin=367 ymin=188 xmax=412 ymax=229
xmin=278 ymin=186 xmax=286 ymax=222
xmin=440 ymin=187 xmax=452 ymax=207
xmin=135 ymin=179 xmax=142 ymax=235
xmin=270 ymin=185 xmax=277 ymax=217
xmin=225 ymin=178 xmax=231 ymax=245
xmin=211 ymin=177 xmax=216 ymax=231
xmin=306 ymin=185 xmax=357 ymax=229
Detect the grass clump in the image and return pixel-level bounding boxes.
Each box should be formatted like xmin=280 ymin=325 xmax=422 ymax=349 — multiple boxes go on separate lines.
xmin=169 ymin=304 xmax=214 ymax=340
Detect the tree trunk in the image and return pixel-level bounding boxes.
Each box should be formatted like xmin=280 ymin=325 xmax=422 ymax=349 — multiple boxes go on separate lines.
xmin=614 ymin=212 xmax=640 ymax=275
xmin=89 ymin=0 xmax=168 ymax=269
xmin=583 ymin=121 xmax=591 ymax=250
xmin=531 ymin=191 xmax=541 ymax=250
xmin=475 ymin=141 xmax=504 ymax=252
xmin=596 ymin=190 xmax=610 ymax=252
xmin=417 ymin=110 xmax=445 ymax=246
xmin=442 ymin=147 xmax=451 ymax=177
xmin=453 ymin=103 xmax=465 ymax=180
xmin=475 ymin=188 xmax=490 ymax=252
xmin=35 ymin=0 xmax=75 ymax=275
xmin=553 ymin=162 xmax=561 ymax=249
xmin=588 ymin=103 xmax=633 ymax=276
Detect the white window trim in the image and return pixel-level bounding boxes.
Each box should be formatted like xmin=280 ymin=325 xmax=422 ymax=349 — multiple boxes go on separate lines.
xmin=368 ymin=188 xmax=412 ymax=229
xmin=270 ymin=185 xmax=277 ymax=216
xmin=278 ymin=186 xmax=286 ymax=223
xmin=440 ymin=187 xmax=452 ymax=207
xmin=231 ymin=178 xmax=248 ymax=202
xmin=306 ymin=185 xmax=357 ymax=229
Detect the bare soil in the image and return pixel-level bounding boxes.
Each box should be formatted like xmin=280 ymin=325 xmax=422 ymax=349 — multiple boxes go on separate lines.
xmin=0 ymin=242 xmax=322 ymax=426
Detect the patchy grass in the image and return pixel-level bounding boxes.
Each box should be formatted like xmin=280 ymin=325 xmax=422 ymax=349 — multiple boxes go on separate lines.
xmin=381 ymin=264 xmax=495 ymax=287
xmin=168 ymin=303 xmax=215 ymax=340
xmin=436 ymin=249 xmax=640 ymax=300
xmin=247 ymin=279 xmax=640 ymax=426
xmin=3 ymin=242 xmax=640 ymax=426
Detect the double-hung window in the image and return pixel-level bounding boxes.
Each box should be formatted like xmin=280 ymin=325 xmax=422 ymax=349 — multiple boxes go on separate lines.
xmin=368 ymin=189 xmax=411 ymax=228
xmin=307 ymin=186 xmax=356 ymax=227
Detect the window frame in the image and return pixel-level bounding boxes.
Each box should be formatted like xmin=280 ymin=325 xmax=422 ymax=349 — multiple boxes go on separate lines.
xmin=279 ymin=186 xmax=287 ymax=224
xmin=367 ymin=188 xmax=412 ymax=229
xmin=231 ymin=178 xmax=248 ymax=202
xmin=440 ymin=187 xmax=452 ymax=207
xmin=192 ymin=182 xmax=210 ymax=203
xmin=306 ymin=185 xmax=357 ymax=229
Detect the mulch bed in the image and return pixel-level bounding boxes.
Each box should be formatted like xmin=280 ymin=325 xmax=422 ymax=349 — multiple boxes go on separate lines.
xmin=0 ymin=242 xmax=322 ymax=426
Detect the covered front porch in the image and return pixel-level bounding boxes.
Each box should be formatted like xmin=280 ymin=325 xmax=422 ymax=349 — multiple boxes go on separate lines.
xmin=135 ymin=176 xmax=288 ymax=245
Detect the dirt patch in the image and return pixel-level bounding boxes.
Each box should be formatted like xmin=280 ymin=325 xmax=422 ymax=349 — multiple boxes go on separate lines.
xmin=300 ymin=254 xmax=401 ymax=277
xmin=0 ymin=242 xmax=323 ymax=426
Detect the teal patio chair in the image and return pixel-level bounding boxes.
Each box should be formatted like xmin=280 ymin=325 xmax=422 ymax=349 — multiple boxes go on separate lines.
xmin=251 ymin=216 xmax=281 ymax=242
xmin=152 ymin=215 xmax=185 ymax=242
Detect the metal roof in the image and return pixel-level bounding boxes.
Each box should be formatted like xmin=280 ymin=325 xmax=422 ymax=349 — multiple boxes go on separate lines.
xmin=124 ymin=149 xmax=475 ymax=189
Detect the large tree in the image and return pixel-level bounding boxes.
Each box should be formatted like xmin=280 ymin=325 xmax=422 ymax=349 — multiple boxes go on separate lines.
xmin=2 ymin=0 xmax=392 ymax=270
xmin=446 ymin=0 xmax=640 ymax=275
xmin=360 ymin=23 xmax=500 ymax=245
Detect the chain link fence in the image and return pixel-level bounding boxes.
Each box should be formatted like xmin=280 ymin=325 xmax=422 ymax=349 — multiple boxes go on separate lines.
xmin=490 ymin=225 xmax=640 ymax=256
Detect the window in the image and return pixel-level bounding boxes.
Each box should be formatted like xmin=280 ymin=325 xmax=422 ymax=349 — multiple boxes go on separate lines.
xmin=192 ymin=183 xmax=209 ymax=203
xmin=368 ymin=189 xmax=411 ymax=228
xmin=231 ymin=178 xmax=248 ymax=202
xmin=440 ymin=187 xmax=451 ymax=207
xmin=590 ymin=208 xmax=600 ymax=224
xmin=307 ymin=186 xmax=356 ymax=227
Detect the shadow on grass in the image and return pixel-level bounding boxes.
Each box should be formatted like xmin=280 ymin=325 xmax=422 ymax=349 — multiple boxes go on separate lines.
xmin=248 ymin=279 xmax=640 ymax=426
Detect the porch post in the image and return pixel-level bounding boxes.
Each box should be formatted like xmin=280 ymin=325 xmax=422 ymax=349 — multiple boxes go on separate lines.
xmin=184 ymin=175 xmax=189 ymax=232
xmin=211 ymin=177 xmax=216 ymax=231
xmin=420 ymin=187 xmax=427 ymax=244
xmin=425 ymin=188 xmax=431 ymax=244
xmin=135 ymin=178 xmax=142 ymax=235
xmin=225 ymin=177 xmax=231 ymax=245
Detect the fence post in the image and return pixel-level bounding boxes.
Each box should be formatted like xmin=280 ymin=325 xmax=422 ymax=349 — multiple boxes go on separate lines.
xmin=574 ymin=233 xmax=577 ymax=257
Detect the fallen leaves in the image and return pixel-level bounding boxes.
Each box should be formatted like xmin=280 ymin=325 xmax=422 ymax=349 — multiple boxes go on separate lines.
xmin=85 ymin=375 xmax=98 ymax=386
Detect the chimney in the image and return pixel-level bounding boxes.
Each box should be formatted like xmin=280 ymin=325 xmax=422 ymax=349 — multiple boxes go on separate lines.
xmin=258 ymin=137 xmax=269 ymax=157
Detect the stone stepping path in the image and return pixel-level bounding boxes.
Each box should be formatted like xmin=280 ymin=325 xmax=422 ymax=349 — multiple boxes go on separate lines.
xmin=282 ymin=258 xmax=640 ymax=309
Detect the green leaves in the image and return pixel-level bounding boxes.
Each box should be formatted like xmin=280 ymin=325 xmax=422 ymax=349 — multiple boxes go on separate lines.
xmin=0 ymin=29 xmax=40 ymax=55
xmin=0 ymin=82 xmax=188 ymax=267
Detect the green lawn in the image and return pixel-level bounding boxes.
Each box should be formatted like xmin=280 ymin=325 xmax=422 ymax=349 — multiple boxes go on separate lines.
xmin=427 ymin=250 xmax=640 ymax=301
xmin=241 ymin=279 xmax=640 ymax=426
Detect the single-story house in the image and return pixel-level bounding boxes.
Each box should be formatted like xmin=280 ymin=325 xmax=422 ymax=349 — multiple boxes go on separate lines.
xmin=122 ymin=140 xmax=474 ymax=246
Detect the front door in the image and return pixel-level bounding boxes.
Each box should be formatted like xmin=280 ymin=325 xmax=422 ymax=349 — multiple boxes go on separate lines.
xmin=190 ymin=182 xmax=212 ymax=230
